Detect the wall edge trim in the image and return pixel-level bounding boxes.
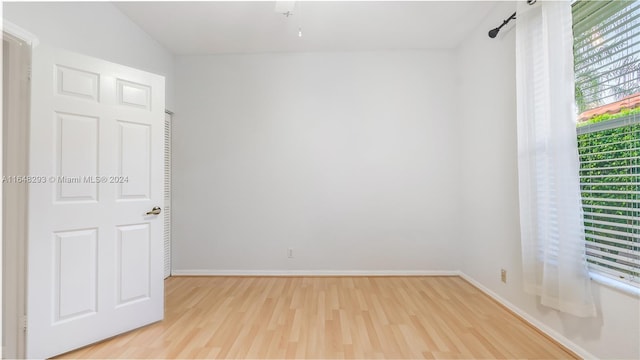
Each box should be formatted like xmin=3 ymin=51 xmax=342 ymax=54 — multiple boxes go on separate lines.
xmin=458 ymin=272 xmax=597 ymax=360
xmin=171 ymin=269 xmax=460 ymax=276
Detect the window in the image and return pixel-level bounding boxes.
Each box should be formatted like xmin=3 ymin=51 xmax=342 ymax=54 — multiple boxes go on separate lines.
xmin=572 ymin=0 xmax=640 ymax=287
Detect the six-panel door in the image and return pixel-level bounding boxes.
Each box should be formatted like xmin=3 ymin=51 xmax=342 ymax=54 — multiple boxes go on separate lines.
xmin=27 ymin=46 xmax=165 ymax=359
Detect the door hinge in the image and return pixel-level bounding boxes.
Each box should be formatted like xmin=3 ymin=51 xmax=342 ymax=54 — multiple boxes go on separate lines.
xmin=22 ymin=315 xmax=27 ymax=332
xmin=27 ymin=65 xmax=32 ymax=82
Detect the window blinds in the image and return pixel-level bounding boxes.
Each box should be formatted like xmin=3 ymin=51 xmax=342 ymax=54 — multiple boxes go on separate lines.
xmin=573 ymin=0 xmax=640 ymax=112
xmin=573 ymin=0 xmax=640 ymax=286
xmin=577 ymin=114 xmax=640 ymax=286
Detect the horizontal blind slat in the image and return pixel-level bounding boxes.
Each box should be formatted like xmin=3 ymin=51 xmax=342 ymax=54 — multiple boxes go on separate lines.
xmin=586 ymin=255 xmax=640 ymax=273
xmin=584 ymin=211 xmax=640 ymax=222
xmin=579 ymin=144 xmax=640 ymax=157
xmin=581 ymin=182 xmax=640 ymax=187
xmin=580 ymin=165 xmax=638 ymax=173
xmin=581 ymin=203 xmax=640 ymax=213
xmin=578 ymin=134 xmax=640 ymax=149
xmin=586 ymin=241 xmax=640 ymax=256
xmin=585 ymin=225 xmax=640 ymax=239
xmin=585 ymin=233 xmax=638 ymax=248
xmin=579 ymin=156 xmax=639 ymax=165
xmin=583 ymin=218 xmax=640 ymax=230
xmin=586 ymin=248 xmax=640 ymax=264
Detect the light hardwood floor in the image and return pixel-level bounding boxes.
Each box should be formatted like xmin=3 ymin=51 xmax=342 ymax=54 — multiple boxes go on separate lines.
xmin=57 ymin=276 xmax=577 ymax=359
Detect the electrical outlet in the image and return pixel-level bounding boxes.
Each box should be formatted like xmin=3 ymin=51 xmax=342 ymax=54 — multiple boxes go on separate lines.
xmin=288 ymin=248 xmax=294 ymax=258
xmin=501 ymin=269 xmax=507 ymax=283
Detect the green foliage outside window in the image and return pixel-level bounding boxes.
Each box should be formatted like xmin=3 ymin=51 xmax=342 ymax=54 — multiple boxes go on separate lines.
xmin=577 ymin=117 xmax=639 ymax=279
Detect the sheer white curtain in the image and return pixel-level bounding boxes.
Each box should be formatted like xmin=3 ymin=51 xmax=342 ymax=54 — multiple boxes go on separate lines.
xmin=515 ymin=0 xmax=596 ymax=317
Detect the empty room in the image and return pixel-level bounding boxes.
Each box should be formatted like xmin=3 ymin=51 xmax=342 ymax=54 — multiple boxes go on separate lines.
xmin=2 ymin=0 xmax=639 ymax=359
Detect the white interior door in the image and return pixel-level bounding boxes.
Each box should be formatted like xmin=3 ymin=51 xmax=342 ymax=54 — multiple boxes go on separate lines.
xmin=27 ymin=46 xmax=165 ymax=359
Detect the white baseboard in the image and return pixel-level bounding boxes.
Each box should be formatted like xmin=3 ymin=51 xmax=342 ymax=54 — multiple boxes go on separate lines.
xmin=171 ymin=269 xmax=460 ymax=277
xmin=458 ymin=272 xmax=597 ymax=360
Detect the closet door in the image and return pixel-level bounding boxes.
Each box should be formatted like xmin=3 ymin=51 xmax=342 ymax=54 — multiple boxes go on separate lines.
xmin=164 ymin=111 xmax=172 ymax=279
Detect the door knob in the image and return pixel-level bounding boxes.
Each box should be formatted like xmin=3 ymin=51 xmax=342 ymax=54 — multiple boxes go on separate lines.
xmin=146 ymin=206 xmax=162 ymax=215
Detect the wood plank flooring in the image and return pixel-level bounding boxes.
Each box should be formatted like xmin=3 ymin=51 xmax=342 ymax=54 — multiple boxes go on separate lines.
xmin=57 ymin=276 xmax=577 ymax=359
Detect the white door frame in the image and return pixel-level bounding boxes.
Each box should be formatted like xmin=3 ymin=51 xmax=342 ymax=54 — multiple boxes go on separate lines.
xmin=1 ymin=21 xmax=38 ymax=359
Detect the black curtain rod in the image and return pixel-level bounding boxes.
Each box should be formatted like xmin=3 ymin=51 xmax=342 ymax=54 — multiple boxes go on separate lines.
xmin=488 ymin=0 xmax=537 ymax=38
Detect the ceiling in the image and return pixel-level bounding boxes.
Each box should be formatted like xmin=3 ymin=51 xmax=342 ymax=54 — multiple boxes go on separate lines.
xmin=115 ymin=1 xmax=498 ymax=55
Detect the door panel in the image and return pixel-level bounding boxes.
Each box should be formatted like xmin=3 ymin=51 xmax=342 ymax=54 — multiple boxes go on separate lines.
xmin=53 ymin=228 xmax=98 ymax=323
xmin=117 ymin=121 xmax=151 ymax=200
xmin=117 ymin=79 xmax=151 ymax=110
xmin=55 ymin=112 xmax=99 ymax=202
xmin=55 ymin=65 xmax=100 ymax=101
xmin=27 ymin=46 xmax=165 ymax=359
xmin=116 ymin=223 xmax=151 ymax=306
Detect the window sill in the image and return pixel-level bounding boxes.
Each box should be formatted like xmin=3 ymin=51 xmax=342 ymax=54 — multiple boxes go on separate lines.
xmin=590 ymin=272 xmax=640 ymax=298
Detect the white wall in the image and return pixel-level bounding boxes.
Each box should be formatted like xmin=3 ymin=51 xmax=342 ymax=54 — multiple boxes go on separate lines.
xmin=3 ymin=2 xmax=175 ymax=109
xmin=173 ymin=51 xmax=460 ymax=273
xmin=456 ymin=2 xmax=640 ymax=359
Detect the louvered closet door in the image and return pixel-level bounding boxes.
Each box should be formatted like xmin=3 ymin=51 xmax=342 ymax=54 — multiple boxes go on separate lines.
xmin=27 ymin=47 xmax=165 ymax=359
xmin=164 ymin=112 xmax=172 ymax=279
